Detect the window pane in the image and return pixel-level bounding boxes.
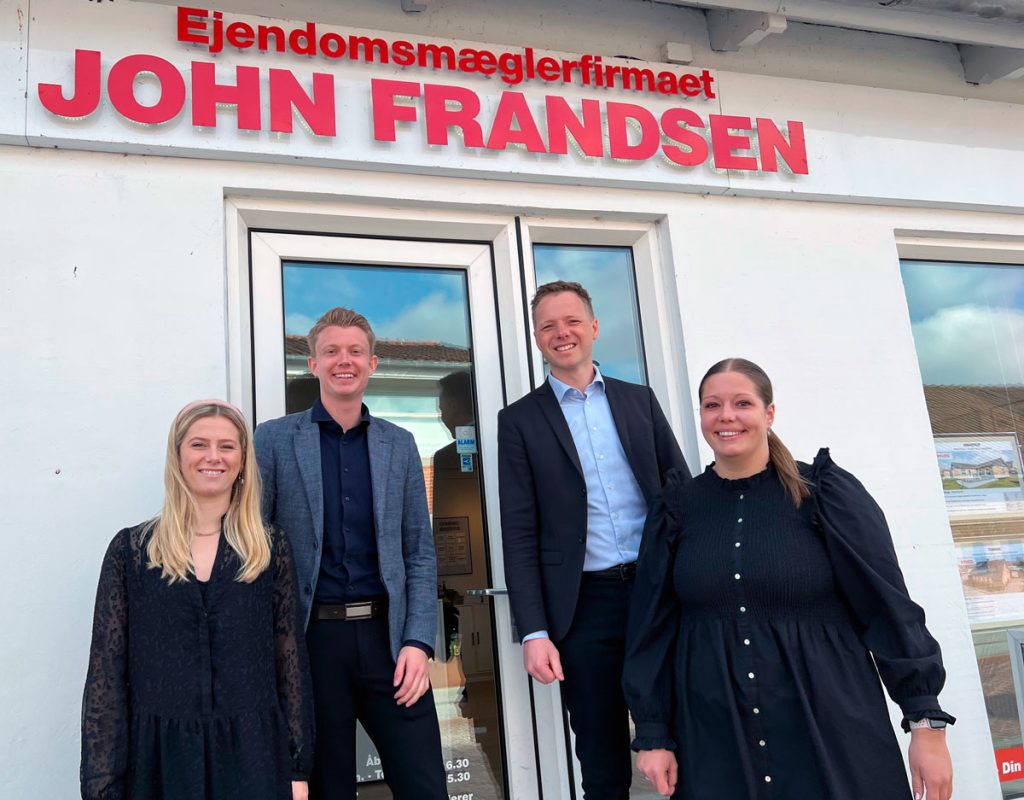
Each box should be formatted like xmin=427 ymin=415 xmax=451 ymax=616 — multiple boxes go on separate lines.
xmin=533 ymin=244 xmax=647 ymax=385
xmin=902 ymin=259 xmax=1024 ymax=797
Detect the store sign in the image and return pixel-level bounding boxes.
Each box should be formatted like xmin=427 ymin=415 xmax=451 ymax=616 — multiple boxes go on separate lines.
xmin=33 ymin=6 xmax=808 ymax=176
xmin=996 ymin=746 xmax=1024 ymax=782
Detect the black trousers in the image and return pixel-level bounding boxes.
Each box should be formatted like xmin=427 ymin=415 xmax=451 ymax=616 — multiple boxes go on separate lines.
xmin=305 ymin=614 xmax=447 ymax=800
xmin=558 ymin=572 xmax=634 ymax=800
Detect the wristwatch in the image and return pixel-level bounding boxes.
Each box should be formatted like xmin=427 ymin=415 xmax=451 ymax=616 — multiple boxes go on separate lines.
xmin=909 ymin=718 xmax=948 ymax=731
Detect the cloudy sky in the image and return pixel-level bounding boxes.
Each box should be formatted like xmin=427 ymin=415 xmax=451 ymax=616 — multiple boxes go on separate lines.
xmin=902 ymin=261 xmax=1024 ymax=386
xmin=283 ymin=262 xmax=471 ymax=347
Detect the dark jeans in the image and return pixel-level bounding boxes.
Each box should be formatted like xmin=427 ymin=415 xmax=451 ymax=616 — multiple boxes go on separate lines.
xmin=306 ymin=614 xmax=446 ymax=800
xmin=558 ymin=571 xmax=634 ymax=800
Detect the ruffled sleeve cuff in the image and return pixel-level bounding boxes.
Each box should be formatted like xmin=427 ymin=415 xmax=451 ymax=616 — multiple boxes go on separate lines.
xmin=899 ymin=695 xmax=957 ymax=732
xmin=631 ymin=722 xmax=677 ymax=752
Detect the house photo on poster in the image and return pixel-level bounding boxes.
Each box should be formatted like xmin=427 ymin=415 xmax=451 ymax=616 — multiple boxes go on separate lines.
xmin=935 ymin=434 xmax=1024 ymax=519
xmin=958 ymin=539 xmax=1024 ymax=626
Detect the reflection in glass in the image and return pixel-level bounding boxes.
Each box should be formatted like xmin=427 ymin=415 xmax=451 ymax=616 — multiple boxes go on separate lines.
xmin=533 ymin=244 xmax=647 ymax=385
xmin=902 ymin=259 xmax=1024 ymax=798
xmin=282 ymin=262 xmax=506 ymax=800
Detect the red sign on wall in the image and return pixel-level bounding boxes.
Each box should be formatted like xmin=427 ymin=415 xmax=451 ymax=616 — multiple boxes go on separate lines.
xmin=997 ymin=746 xmax=1024 ymax=782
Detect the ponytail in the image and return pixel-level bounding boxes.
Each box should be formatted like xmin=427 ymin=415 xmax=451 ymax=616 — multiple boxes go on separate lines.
xmin=768 ymin=429 xmax=810 ymax=507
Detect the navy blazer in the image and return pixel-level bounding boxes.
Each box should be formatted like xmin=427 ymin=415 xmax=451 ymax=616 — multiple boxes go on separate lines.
xmin=498 ymin=376 xmax=689 ymax=642
xmin=254 ymin=408 xmax=437 ymax=660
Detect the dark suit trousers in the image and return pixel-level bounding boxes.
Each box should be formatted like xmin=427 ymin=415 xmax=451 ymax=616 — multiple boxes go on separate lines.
xmin=306 ymin=614 xmax=447 ymax=800
xmin=558 ymin=571 xmax=634 ymax=800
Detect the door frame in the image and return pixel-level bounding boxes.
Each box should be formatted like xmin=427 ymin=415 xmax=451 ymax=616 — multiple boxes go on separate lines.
xmin=226 ymin=196 xmax=694 ymax=800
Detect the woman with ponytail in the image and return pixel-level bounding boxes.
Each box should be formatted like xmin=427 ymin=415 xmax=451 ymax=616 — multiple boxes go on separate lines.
xmin=81 ymin=400 xmax=314 ymax=800
xmin=624 ymin=359 xmax=954 ymax=800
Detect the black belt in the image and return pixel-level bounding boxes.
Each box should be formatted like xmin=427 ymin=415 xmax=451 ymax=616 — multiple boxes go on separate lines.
xmin=584 ymin=562 xmax=637 ymax=581
xmin=313 ymin=599 xmax=387 ymax=621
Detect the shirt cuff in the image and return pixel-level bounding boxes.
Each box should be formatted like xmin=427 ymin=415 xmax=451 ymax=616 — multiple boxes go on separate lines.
xmin=522 ymin=630 xmax=549 ymax=643
xmin=402 ymin=639 xmax=435 ymax=660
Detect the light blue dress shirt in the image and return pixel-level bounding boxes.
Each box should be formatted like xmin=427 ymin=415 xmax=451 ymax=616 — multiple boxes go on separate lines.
xmin=523 ymin=368 xmax=648 ymax=642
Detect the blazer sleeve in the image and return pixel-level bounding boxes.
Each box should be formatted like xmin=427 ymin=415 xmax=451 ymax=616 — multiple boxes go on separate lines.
xmin=498 ymin=408 xmax=549 ymax=638
xmin=399 ymin=431 xmax=439 ymax=649
xmin=811 ymin=449 xmax=955 ymax=730
xmin=648 ymin=387 xmax=690 ymax=484
xmin=253 ymin=421 xmax=278 ymax=524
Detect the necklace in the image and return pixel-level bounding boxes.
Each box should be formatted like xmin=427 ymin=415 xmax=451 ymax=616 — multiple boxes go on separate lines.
xmin=194 ymin=529 xmax=221 ymax=537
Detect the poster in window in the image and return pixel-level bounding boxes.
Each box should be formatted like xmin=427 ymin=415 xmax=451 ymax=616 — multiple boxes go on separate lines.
xmin=957 ymin=539 xmax=1024 ymax=625
xmin=935 ymin=433 xmax=1024 ymax=519
xmin=433 ymin=516 xmax=473 ymax=576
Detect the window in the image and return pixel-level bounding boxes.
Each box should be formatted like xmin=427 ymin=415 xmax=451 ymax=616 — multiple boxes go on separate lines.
xmin=902 ymin=258 xmax=1024 ymax=796
xmin=533 ymin=244 xmax=647 ymax=384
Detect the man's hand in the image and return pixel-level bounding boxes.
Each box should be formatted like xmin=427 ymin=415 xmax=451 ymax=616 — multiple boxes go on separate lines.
xmin=909 ymin=728 xmax=953 ymax=800
xmin=636 ymin=749 xmax=678 ymax=797
xmin=523 ymin=638 xmax=564 ymax=684
xmin=291 ymin=780 xmax=309 ymax=800
xmin=393 ymin=646 xmax=431 ymax=707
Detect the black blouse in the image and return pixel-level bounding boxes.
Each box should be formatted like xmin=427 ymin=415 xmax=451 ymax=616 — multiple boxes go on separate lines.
xmin=80 ymin=524 xmax=314 ymax=800
xmin=624 ymin=449 xmax=954 ymax=800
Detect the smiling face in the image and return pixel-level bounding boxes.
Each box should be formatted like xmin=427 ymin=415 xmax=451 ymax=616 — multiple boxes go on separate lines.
xmin=533 ymin=291 xmax=599 ymax=383
xmin=178 ymin=415 xmax=243 ymax=504
xmin=309 ymin=324 xmax=378 ymax=405
xmin=700 ymin=371 xmax=775 ymax=472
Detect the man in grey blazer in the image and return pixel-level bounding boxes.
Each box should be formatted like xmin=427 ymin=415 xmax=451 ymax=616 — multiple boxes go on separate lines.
xmin=255 ymin=307 xmax=446 ymax=800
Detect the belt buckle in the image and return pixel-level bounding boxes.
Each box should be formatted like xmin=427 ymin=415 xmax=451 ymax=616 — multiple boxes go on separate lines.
xmin=345 ymin=601 xmax=374 ymax=620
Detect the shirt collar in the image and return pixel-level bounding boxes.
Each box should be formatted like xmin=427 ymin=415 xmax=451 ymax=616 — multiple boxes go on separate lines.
xmin=547 ymin=365 xmax=604 ymax=403
xmin=311 ymin=397 xmax=372 ymax=429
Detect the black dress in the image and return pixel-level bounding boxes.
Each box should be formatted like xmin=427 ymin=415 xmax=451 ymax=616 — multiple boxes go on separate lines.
xmin=81 ymin=525 xmax=314 ymax=800
xmin=624 ymin=449 xmax=954 ymax=800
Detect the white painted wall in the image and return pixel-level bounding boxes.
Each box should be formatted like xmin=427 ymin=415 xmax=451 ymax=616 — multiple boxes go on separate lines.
xmin=0 ymin=0 xmax=27 ymax=143
xmin=1 ymin=0 xmax=1021 ymax=797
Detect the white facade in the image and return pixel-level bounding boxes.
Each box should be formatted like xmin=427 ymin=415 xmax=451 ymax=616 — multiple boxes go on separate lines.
xmin=2 ymin=0 xmax=1022 ymax=797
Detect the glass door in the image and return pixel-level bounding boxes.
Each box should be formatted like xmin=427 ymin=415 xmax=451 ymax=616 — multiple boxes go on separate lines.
xmin=250 ymin=232 xmax=529 ymax=800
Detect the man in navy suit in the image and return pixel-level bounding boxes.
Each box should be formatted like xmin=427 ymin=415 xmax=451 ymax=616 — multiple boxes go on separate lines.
xmin=255 ymin=307 xmax=445 ymax=800
xmin=499 ymin=281 xmax=689 ymax=799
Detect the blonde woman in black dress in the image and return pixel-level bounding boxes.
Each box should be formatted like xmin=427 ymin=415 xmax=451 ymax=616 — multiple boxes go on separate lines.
xmin=81 ymin=400 xmax=313 ymax=800
xmin=624 ymin=359 xmax=954 ymax=800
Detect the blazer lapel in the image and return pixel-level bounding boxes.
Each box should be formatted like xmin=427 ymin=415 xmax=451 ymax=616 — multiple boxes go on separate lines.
xmin=293 ymin=411 xmax=325 ymax=545
xmin=605 ymin=379 xmax=644 ymax=488
xmin=367 ymin=418 xmax=392 ymax=539
xmin=536 ymin=382 xmax=584 ymax=478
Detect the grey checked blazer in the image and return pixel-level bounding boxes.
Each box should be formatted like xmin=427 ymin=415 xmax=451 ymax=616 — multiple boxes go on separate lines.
xmin=254 ymin=408 xmax=438 ymax=660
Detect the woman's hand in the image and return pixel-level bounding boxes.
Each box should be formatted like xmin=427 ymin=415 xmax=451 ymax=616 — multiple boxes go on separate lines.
xmin=908 ymin=728 xmax=952 ymax=800
xmin=636 ymin=748 xmax=678 ymax=797
xmin=291 ymin=780 xmax=309 ymax=800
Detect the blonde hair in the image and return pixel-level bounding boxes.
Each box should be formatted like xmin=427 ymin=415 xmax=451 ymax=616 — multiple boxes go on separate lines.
xmin=308 ymin=307 xmax=376 ymax=356
xmin=145 ymin=401 xmax=271 ymax=583
xmin=699 ymin=358 xmax=811 ymax=507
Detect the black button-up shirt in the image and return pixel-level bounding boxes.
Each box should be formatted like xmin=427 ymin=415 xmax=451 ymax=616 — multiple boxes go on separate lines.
xmin=312 ymin=398 xmax=387 ymax=604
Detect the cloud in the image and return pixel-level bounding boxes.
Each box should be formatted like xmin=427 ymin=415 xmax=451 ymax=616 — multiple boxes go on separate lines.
xmin=912 ymin=304 xmax=1024 ymax=385
xmin=902 ymin=262 xmax=1024 ymax=323
xmin=374 ymin=292 xmax=470 ymax=347
xmin=285 ymin=313 xmax=319 ymax=337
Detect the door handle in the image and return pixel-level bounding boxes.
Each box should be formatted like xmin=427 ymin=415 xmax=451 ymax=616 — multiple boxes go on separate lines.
xmin=466 ymin=588 xmax=508 ymax=597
